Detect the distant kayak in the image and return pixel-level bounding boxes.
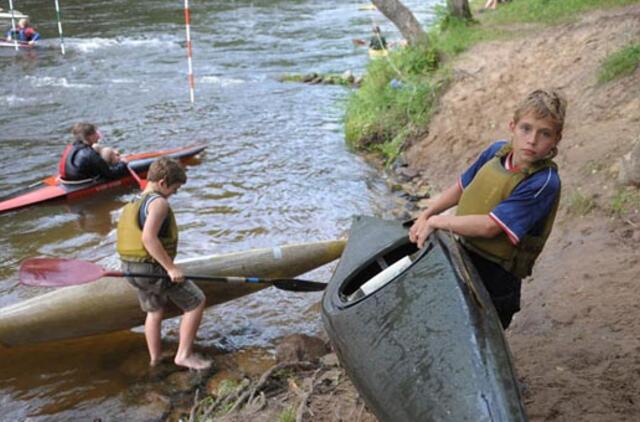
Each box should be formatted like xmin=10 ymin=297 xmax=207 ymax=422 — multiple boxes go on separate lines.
xmin=0 ymin=40 xmax=36 ymax=49
xmin=368 ymin=48 xmax=388 ymax=58
xmin=322 ymin=216 xmax=527 ymax=421
xmin=0 ymin=143 xmax=207 ymax=214
xmin=0 ymin=11 xmax=29 ymax=20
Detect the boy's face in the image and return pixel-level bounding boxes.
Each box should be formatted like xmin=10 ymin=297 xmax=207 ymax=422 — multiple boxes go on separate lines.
xmin=158 ymin=180 xmax=183 ymax=197
xmin=509 ymin=112 xmax=561 ymax=169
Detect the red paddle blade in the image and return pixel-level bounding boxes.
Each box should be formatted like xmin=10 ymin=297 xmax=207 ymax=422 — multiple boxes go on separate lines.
xmin=19 ymin=258 xmax=105 ymax=287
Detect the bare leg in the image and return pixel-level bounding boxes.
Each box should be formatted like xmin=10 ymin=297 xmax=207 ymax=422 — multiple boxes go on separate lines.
xmin=484 ymin=0 xmax=497 ymax=9
xmin=174 ymin=301 xmax=211 ymax=370
xmin=145 ymin=310 xmax=164 ymax=366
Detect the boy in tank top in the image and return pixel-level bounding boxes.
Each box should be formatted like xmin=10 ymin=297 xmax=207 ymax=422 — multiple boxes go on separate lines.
xmin=117 ymin=157 xmax=211 ymax=370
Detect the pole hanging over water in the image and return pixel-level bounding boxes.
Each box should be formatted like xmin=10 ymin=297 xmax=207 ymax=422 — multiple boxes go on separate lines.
xmin=184 ymin=0 xmax=195 ymax=103
xmin=53 ymin=0 xmax=66 ymax=55
xmin=7 ymin=0 xmax=19 ymax=51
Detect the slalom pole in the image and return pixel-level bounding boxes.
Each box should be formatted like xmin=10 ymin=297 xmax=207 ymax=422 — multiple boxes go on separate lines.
xmin=53 ymin=0 xmax=66 ymax=55
xmin=8 ymin=0 xmax=19 ymax=51
xmin=183 ymin=0 xmax=195 ymax=104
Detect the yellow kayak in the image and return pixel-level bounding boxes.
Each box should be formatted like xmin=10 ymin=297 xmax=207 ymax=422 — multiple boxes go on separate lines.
xmin=368 ymin=48 xmax=388 ymax=59
xmin=0 ymin=240 xmax=345 ymax=347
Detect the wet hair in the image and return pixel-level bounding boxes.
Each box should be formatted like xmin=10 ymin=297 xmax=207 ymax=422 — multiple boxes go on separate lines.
xmin=513 ymin=89 xmax=568 ymax=135
xmin=71 ymin=123 xmax=98 ymax=142
xmin=373 ymin=25 xmax=381 ymax=33
xmin=147 ymin=157 xmax=187 ymax=186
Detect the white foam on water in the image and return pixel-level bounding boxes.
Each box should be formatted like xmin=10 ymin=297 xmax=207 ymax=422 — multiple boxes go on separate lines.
xmin=71 ymin=36 xmax=179 ymax=53
xmin=2 ymin=95 xmax=28 ymax=105
xmin=24 ymin=75 xmax=91 ymax=89
xmin=200 ymin=75 xmax=245 ymax=86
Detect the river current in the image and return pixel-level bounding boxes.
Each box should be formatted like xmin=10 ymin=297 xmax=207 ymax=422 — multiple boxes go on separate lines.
xmin=0 ymin=0 xmax=439 ymax=418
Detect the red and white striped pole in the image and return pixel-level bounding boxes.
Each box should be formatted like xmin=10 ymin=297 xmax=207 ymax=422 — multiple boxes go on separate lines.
xmin=53 ymin=0 xmax=66 ymax=55
xmin=184 ymin=0 xmax=195 ymax=104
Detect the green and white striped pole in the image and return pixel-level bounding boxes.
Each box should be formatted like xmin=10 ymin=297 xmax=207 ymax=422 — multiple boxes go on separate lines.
xmin=53 ymin=0 xmax=66 ymax=55
xmin=8 ymin=0 xmax=19 ymax=51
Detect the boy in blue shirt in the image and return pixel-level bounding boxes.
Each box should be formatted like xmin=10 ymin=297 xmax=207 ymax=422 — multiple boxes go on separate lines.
xmin=409 ymin=89 xmax=567 ymax=329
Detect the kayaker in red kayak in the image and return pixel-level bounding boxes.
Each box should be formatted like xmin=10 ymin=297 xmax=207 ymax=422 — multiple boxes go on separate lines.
xmin=58 ymin=123 xmax=129 ymax=182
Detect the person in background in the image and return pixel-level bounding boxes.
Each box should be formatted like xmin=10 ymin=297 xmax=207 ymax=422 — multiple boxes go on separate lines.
xmin=369 ymin=25 xmax=387 ymax=51
xmin=6 ymin=18 xmax=40 ymax=45
xmin=409 ymin=89 xmax=567 ymax=330
xmin=483 ymin=0 xmax=511 ymax=10
xmin=58 ymin=123 xmax=128 ymax=181
xmin=117 ymin=157 xmax=211 ymax=370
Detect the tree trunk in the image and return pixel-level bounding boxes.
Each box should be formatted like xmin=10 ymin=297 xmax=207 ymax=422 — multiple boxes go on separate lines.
xmin=447 ymin=0 xmax=472 ymax=20
xmin=370 ymin=0 xmax=426 ymax=46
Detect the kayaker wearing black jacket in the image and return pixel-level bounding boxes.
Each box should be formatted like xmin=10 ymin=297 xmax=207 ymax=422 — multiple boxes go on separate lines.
xmin=58 ymin=123 xmax=128 ymax=181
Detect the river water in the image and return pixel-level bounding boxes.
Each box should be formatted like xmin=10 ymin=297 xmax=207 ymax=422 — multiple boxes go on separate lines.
xmin=0 ymin=0 xmax=439 ymax=418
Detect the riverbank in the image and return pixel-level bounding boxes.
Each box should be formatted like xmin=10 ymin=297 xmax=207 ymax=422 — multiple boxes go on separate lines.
xmin=175 ymin=3 xmax=640 ymax=421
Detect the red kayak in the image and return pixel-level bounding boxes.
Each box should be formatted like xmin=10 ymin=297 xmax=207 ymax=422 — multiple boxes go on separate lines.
xmin=0 ymin=143 xmax=206 ymax=214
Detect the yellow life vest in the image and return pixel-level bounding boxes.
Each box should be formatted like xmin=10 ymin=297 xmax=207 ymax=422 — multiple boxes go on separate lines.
xmin=116 ymin=193 xmax=178 ymax=262
xmin=456 ymin=144 xmax=560 ymax=278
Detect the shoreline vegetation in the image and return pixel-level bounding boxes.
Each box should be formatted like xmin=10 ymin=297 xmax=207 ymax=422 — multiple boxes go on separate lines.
xmin=119 ymin=1 xmax=640 ymax=420
xmin=345 ymin=0 xmax=640 ymax=165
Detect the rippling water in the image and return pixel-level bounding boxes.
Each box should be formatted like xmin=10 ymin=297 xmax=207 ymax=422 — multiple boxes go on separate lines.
xmin=0 ymin=0 xmax=440 ymax=418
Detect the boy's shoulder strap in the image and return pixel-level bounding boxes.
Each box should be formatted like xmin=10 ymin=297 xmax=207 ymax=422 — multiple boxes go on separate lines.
xmin=494 ymin=142 xmax=512 ymax=158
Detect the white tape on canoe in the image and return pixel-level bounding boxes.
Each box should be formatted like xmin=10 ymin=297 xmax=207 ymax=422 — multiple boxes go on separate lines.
xmin=272 ymin=246 xmax=283 ymax=260
xmin=348 ymin=255 xmax=413 ymax=301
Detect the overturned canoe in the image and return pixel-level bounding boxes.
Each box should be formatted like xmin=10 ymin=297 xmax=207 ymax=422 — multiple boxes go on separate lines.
xmin=0 ymin=239 xmax=344 ymax=347
xmin=322 ymin=216 xmax=526 ymax=421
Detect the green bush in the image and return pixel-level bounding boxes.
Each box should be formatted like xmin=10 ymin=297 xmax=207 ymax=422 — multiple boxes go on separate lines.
xmin=344 ymin=42 xmax=441 ymax=162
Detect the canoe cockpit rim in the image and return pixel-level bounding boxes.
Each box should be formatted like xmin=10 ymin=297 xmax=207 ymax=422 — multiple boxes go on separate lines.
xmin=335 ymin=236 xmax=429 ymax=309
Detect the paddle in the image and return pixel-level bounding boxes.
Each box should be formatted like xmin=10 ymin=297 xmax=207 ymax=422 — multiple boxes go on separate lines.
xmin=19 ymin=258 xmax=327 ymax=292
xmin=126 ymin=165 xmax=148 ymax=189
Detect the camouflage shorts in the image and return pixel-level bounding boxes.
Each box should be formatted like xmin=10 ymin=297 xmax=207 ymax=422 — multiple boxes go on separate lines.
xmin=121 ymin=261 xmax=205 ymax=313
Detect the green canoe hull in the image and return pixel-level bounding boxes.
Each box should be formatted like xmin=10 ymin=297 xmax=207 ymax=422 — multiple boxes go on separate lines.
xmin=322 ymin=216 xmax=526 ymax=421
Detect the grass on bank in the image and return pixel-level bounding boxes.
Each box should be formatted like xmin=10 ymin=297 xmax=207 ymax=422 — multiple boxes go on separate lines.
xmin=610 ymin=187 xmax=640 ymax=217
xmin=598 ymin=43 xmax=640 ymax=83
xmin=477 ymin=0 xmax=639 ymax=26
xmin=344 ymin=0 xmax=640 ymax=163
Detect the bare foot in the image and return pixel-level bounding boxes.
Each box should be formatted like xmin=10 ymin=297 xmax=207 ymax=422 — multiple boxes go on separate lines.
xmin=149 ymin=350 xmax=174 ymax=367
xmin=174 ymin=353 xmax=212 ymax=370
